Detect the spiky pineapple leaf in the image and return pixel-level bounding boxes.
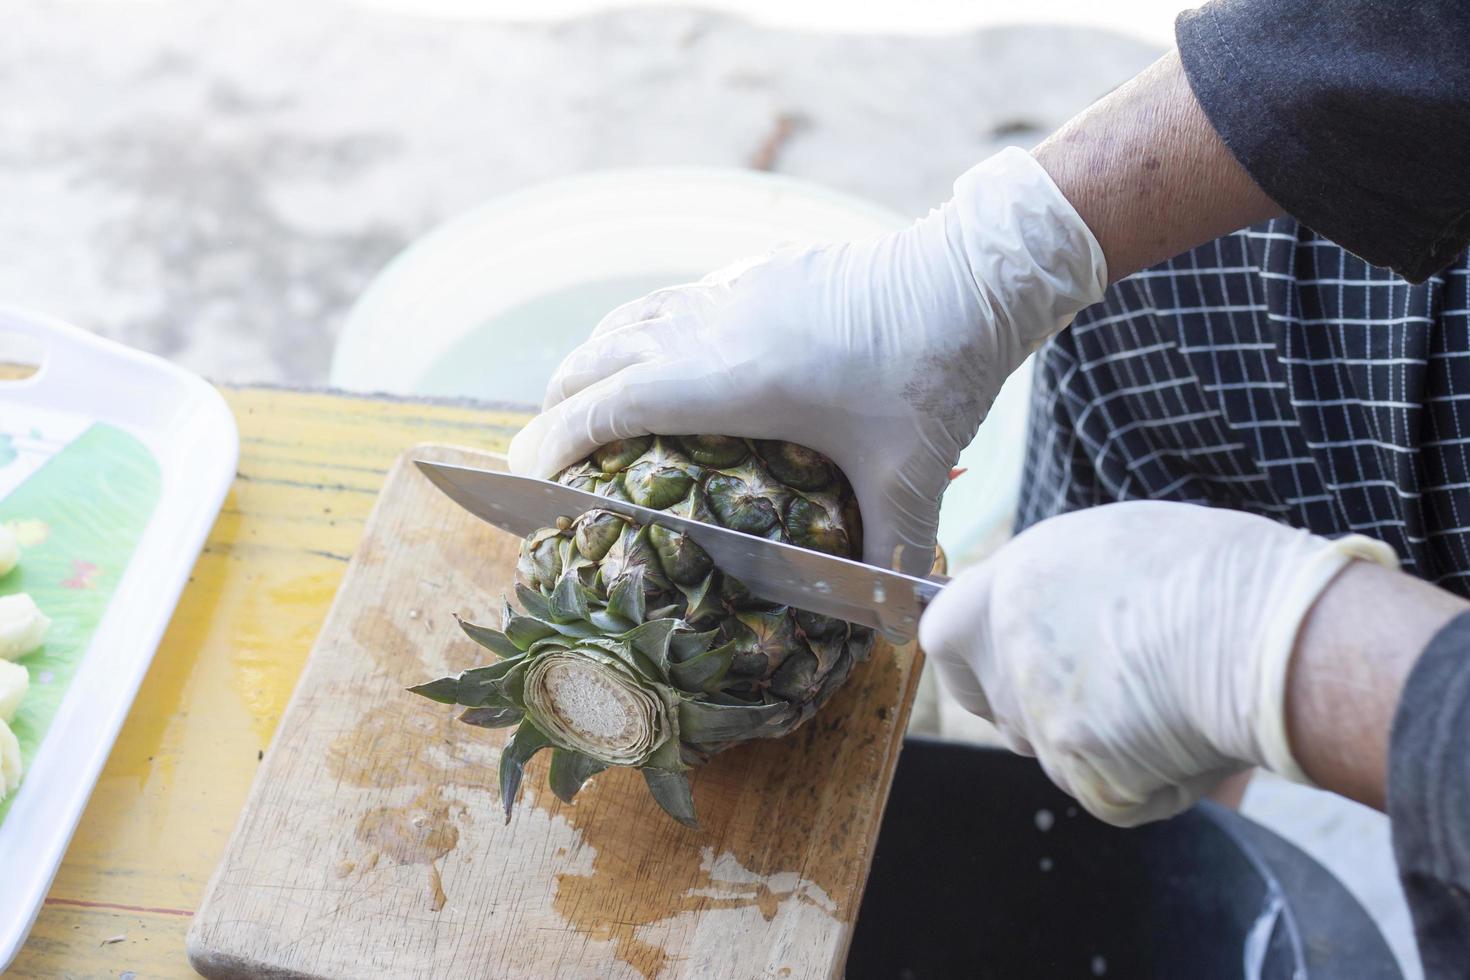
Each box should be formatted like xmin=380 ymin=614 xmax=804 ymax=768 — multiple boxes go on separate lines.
xmin=681 ymin=571 xmax=723 ymax=624
xmin=588 ymin=608 xmax=638 ymax=634
xmin=619 ymin=619 xmax=679 ymax=681
xmin=678 ymin=698 xmax=797 ymax=743
xmin=505 ymin=613 xmax=559 ymax=648
xmin=559 ymin=635 xmax=622 ymax=655
xmin=497 ymin=659 xmax=531 ymax=705
xmin=643 ymin=769 xmax=698 ymax=829
xmin=406 ymin=675 xmax=462 ymax=704
xmin=549 ymin=573 xmax=591 ymax=622
xmin=499 ymin=722 xmax=554 ymax=823
xmin=456 ymin=615 xmax=523 ymax=659
xmin=410 ymin=658 xmax=526 ymax=707
xmin=459 ymin=704 xmax=523 ymax=728
xmin=548 ymin=748 xmax=608 ymax=804
xmin=515 ymin=583 xmax=554 ymax=620
xmin=645 ymin=735 xmax=686 ymax=771
xmin=668 ymin=628 xmax=720 ymax=664
xmin=624 ymin=619 xmax=677 ymax=662
xmin=606 ymin=566 xmax=646 ymax=624
xmin=542 ymin=617 xmax=605 ymax=640
xmin=668 ymin=640 xmax=735 ymax=694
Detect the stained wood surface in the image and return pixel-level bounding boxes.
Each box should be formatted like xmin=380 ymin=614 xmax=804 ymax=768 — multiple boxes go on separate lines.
xmin=187 ymin=444 xmax=923 ymax=980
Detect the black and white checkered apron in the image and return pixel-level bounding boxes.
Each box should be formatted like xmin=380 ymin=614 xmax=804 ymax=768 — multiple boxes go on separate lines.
xmin=1018 ymin=217 xmax=1470 ymax=596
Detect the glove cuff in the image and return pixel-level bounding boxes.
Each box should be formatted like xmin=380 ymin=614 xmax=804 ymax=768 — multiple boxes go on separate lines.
xmin=948 ymin=147 xmax=1109 ymax=355
xmin=1255 ymin=534 xmax=1399 ymax=784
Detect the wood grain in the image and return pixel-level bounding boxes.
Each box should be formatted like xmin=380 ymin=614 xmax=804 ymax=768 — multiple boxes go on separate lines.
xmin=188 ymin=444 xmax=923 ymax=980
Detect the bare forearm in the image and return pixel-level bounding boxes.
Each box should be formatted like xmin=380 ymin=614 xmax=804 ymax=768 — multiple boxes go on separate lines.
xmin=1287 ymin=562 xmax=1468 ymax=810
xmin=1033 ymin=50 xmax=1281 ymax=283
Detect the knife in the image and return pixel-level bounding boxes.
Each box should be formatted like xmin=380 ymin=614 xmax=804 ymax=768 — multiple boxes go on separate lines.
xmin=415 ymin=460 xmax=946 ymax=642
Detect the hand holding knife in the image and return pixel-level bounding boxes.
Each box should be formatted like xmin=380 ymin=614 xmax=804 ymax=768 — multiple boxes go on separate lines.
xmin=416 ymin=460 xmax=947 ymax=643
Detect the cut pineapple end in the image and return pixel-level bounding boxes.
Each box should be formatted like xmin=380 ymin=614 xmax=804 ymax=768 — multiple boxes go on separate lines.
xmin=542 ymin=662 xmax=644 ymax=746
xmin=523 ymin=653 xmax=663 ymax=767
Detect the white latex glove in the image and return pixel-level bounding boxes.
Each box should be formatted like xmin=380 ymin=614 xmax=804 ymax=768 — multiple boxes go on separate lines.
xmin=508 ymin=148 xmax=1107 ymax=575
xmin=920 ymin=501 xmax=1398 ymax=827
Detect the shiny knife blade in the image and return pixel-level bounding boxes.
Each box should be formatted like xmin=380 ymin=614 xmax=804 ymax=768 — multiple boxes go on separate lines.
xmin=415 ymin=460 xmax=945 ymax=642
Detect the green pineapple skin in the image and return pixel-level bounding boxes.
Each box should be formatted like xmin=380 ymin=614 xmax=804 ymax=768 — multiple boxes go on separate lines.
xmin=529 ymin=435 xmax=872 ymax=723
xmin=414 ymin=435 xmax=875 ymax=828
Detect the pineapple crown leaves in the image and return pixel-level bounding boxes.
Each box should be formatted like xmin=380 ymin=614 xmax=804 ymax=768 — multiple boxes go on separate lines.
xmin=410 ymin=435 xmax=874 ymax=830
xmin=408 ymin=571 xmax=797 ymax=828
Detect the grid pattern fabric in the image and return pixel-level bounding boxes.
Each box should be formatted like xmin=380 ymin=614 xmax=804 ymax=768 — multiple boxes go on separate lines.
xmin=1019 ymin=217 xmax=1470 ymax=595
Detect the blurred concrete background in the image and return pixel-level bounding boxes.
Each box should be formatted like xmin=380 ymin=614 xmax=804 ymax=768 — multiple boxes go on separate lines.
xmin=0 ymin=0 xmax=1159 ymax=382
xmin=0 ymin=1 xmax=1420 ymax=975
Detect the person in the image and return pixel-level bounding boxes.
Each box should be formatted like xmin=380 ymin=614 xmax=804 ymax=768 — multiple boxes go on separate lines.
xmin=508 ymin=1 xmax=1470 ymax=973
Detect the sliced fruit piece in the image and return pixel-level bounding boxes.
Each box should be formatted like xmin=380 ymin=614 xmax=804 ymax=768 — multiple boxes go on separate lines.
xmin=0 ymin=718 xmax=20 ymax=798
xmin=0 ymin=524 xmax=16 ymax=577
xmin=5 ymin=519 xmax=50 ymax=549
xmin=0 ymin=593 xmax=50 ymax=661
xmin=0 ymin=659 xmax=26 ymax=723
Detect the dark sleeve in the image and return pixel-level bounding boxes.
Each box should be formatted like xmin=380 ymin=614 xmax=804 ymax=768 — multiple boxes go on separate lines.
xmin=1389 ymin=610 xmax=1470 ymax=978
xmin=1175 ymin=0 xmax=1470 ymax=283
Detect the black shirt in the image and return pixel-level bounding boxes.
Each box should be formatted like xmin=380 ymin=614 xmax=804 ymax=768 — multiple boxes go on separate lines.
xmin=1177 ymin=0 xmax=1470 ymax=283
xmin=1175 ymin=4 xmax=1470 ymax=975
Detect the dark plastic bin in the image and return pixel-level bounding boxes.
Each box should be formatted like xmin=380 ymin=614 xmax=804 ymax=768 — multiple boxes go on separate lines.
xmin=849 ymin=739 xmax=1402 ymax=979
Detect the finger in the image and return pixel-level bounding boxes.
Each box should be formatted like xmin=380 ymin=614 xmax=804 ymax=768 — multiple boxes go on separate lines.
xmin=928 ymin=654 xmax=995 ymax=720
xmin=584 ymin=292 xmax=666 ymax=341
xmin=695 ymin=250 xmax=771 ymax=287
xmin=1058 ymin=752 xmax=1216 ymax=829
xmin=919 ymin=560 xmax=999 ymax=718
xmin=508 ymin=360 xmax=726 ymax=478
xmin=588 ymin=283 xmax=708 ymax=341
xmin=542 ymin=316 xmax=674 ymax=411
xmin=854 ymin=475 xmax=946 ymax=577
xmin=997 ymin=726 xmax=1036 ymax=757
xmin=861 ymin=517 xmax=942 ymax=578
xmin=918 ymin=559 xmax=995 ymax=653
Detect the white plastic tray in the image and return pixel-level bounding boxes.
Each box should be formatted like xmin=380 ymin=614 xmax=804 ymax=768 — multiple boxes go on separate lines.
xmin=0 ymin=307 xmax=237 ymax=969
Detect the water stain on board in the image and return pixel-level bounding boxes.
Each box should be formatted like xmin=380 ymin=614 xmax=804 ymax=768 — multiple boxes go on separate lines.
xmin=355 ymin=786 xmax=464 ymax=913
xmin=325 ymin=670 xmax=499 ymax=913
xmin=320 ymin=598 xmax=492 ymax=914
xmin=547 ymin=645 xmax=906 ymax=978
xmin=326 ymin=703 xmax=450 ymax=790
xmin=351 ymin=606 xmax=420 ymax=679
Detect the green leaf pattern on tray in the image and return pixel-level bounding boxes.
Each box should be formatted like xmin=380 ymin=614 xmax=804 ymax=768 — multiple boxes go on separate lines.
xmin=0 ymin=421 xmax=160 ymax=822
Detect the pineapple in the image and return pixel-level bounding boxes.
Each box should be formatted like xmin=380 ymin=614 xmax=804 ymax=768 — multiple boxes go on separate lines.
xmin=412 ymin=435 xmax=875 ymax=827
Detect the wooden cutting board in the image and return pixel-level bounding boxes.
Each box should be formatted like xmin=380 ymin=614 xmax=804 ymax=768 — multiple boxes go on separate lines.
xmin=188 ymin=444 xmax=923 ymax=980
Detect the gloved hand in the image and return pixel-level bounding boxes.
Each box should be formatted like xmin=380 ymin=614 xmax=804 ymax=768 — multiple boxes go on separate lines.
xmin=919 ymin=501 xmax=1398 ymax=826
xmin=508 ymin=148 xmax=1108 ymax=575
